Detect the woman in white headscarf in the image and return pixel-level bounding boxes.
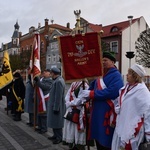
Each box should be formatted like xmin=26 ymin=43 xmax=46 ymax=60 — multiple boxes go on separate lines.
xmin=112 ymin=64 xmax=150 ymax=150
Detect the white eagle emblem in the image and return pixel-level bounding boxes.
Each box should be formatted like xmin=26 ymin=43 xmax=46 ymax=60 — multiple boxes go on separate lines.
xmin=74 ymin=44 xmax=87 ymax=57
xmin=76 ymin=44 xmax=84 ymax=54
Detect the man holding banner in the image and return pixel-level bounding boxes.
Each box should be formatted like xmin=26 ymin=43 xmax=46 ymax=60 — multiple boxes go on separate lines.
xmin=58 ymin=32 xmax=124 ymax=149
xmin=29 ymin=32 xmax=41 ymax=128
xmin=81 ymin=52 xmax=124 ymax=150
xmin=34 ymin=69 xmax=52 ymax=134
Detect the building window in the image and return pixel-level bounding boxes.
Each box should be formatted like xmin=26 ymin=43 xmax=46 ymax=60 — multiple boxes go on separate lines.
xmin=50 ymin=42 xmax=54 ymax=49
xmin=13 ymin=39 xmax=16 ymax=44
xmin=53 ymin=54 xmax=56 ymax=63
xmin=110 ymin=41 xmax=118 ymax=53
xmin=47 ymin=55 xmax=51 ymax=64
xmin=26 ymin=45 xmax=29 ymax=50
xmin=50 ymin=42 xmax=58 ymax=50
xmin=57 ymin=55 xmax=60 ymax=63
xmin=111 ymin=26 xmax=118 ymax=32
xmin=14 ymin=50 xmax=16 ymax=55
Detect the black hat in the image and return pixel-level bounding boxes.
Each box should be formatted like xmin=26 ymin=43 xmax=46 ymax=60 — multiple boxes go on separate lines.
xmin=44 ymin=69 xmax=51 ymax=73
xmin=13 ymin=72 xmax=21 ymax=78
xmin=103 ymin=51 xmax=116 ymax=63
xmin=50 ymin=67 xmax=60 ymax=74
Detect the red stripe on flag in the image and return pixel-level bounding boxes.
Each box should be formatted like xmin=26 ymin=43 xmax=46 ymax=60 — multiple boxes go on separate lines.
xmin=30 ymin=33 xmax=41 ymax=79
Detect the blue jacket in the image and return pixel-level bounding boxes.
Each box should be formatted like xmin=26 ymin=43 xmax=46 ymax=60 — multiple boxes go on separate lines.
xmin=89 ymin=67 xmax=124 ymax=148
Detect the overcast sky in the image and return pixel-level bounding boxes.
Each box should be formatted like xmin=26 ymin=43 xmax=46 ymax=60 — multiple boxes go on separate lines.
xmin=0 ymin=0 xmax=149 ymax=44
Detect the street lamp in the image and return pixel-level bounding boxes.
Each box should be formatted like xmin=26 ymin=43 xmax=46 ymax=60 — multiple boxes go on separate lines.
xmin=126 ymin=15 xmax=135 ymax=68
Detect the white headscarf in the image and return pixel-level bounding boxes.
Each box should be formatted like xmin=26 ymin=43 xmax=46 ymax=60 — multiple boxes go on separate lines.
xmin=130 ymin=64 xmax=146 ymax=77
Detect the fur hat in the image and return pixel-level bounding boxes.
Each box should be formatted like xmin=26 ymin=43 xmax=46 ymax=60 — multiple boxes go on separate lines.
xmin=130 ymin=64 xmax=146 ymax=77
xmin=103 ymin=51 xmax=116 ymax=63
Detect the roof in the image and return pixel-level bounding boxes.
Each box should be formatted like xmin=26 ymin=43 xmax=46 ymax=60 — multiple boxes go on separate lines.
xmin=101 ymin=17 xmax=140 ymax=37
xmin=12 ymin=30 xmax=20 ymax=38
xmin=49 ymin=24 xmax=72 ymax=32
xmin=2 ymin=42 xmax=12 ymax=50
xmin=85 ymin=17 xmax=140 ymax=37
xmin=88 ymin=23 xmax=103 ymax=32
xmin=80 ymin=17 xmax=103 ymax=32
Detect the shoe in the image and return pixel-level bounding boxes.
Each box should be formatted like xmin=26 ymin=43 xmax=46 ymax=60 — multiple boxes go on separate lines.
xmin=35 ymin=128 xmax=41 ymax=131
xmin=4 ymin=107 xmax=11 ymax=111
xmin=38 ymin=130 xmax=47 ymax=134
xmin=26 ymin=122 xmax=31 ymax=125
xmin=62 ymin=141 xmax=68 ymax=145
xmin=53 ymin=139 xmax=62 ymax=144
xmin=48 ymin=136 xmax=56 ymax=140
xmin=69 ymin=143 xmax=75 ymax=149
xmin=26 ymin=123 xmax=34 ymax=127
xmin=29 ymin=124 xmax=33 ymax=127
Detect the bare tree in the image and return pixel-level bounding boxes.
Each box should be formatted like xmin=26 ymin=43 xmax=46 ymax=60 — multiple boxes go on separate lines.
xmin=135 ymin=28 xmax=150 ymax=68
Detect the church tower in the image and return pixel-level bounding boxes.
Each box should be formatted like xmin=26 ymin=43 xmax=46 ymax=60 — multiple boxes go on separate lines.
xmin=11 ymin=21 xmax=20 ymax=54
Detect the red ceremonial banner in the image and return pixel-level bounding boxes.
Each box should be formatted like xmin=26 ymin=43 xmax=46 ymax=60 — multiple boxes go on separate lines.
xmin=30 ymin=33 xmax=41 ymax=79
xmin=58 ymin=32 xmax=103 ymax=82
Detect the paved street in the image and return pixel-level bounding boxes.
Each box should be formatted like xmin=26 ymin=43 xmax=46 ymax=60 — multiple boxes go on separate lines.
xmin=0 ymin=96 xmax=96 ymax=150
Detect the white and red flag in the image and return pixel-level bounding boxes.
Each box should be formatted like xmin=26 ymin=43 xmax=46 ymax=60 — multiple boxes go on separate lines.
xmin=30 ymin=33 xmax=41 ymax=79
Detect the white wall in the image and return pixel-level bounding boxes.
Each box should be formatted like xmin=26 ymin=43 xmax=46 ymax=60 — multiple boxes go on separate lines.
xmin=121 ymin=16 xmax=149 ymax=82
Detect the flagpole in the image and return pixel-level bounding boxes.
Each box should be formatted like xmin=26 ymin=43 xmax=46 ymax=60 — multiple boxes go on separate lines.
xmin=74 ymin=10 xmax=90 ymax=150
xmin=30 ymin=31 xmax=41 ymax=130
xmin=33 ymin=84 xmax=37 ymax=130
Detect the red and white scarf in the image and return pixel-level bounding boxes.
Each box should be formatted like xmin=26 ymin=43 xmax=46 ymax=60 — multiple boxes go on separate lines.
xmin=97 ymin=78 xmax=117 ymax=134
xmin=37 ymin=78 xmax=49 ymax=113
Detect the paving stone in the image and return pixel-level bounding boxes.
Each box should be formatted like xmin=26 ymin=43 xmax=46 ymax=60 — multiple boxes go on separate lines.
xmin=0 ymin=97 xmax=96 ymax=150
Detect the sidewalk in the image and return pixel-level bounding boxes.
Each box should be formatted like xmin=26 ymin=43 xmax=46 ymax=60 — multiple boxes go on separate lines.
xmin=0 ymin=96 xmax=96 ymax=150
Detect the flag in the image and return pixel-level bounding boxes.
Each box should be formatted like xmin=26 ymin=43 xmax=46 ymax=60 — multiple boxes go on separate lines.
xmin=58 ymin=32 xmax=103 ymax=82
xmin=0 ymin=51 xmax=13 ymax=89
xmin=30 ymin=33 xmax=41 ymax=79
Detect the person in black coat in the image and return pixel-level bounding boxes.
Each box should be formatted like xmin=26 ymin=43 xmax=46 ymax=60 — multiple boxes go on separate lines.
xmin=11 ymin=72 xmax=25 ymax=121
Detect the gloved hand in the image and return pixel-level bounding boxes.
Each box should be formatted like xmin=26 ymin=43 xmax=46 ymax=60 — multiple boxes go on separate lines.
xmin=80 ymin=90 xmax=90 ymax=98
xmin=81 ymin=97 xmax=88 ymax=104
xmin=74 ymin=97 xmax=87 ymax=106
xmin=75 ymin=98 xmax=83 ymax=106
xmin=66 ymin=102 xmax=71 ymax=109
xmin=53 ymin=110 xmax=59 ymax=114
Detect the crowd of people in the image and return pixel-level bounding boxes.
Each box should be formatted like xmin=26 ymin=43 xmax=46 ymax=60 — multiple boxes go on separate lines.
xmin=0 ymin=51 xmax=150 ymax=150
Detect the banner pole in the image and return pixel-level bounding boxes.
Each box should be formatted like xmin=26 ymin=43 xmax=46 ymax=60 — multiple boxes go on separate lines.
xmin=33 ymin=85 xmax=37 ymax=130
xmin=82 ymin=80 xmax=90 ymax=150
xmin=74 ymin=9 xmax=90 ymax=150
